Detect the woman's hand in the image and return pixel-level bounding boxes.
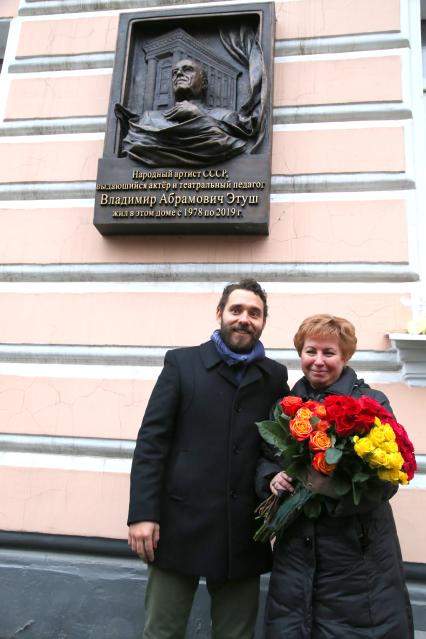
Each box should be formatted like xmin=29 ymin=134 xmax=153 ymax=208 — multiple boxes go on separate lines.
xmin=305 ymin=467 xmax=337 ymax=498
xmin=270 ymin=471 xmax=294 ymax=496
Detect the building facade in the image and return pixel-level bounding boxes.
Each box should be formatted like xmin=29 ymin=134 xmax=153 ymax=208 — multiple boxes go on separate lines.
xmin=0 ymin=0 xmax=425 ymax=636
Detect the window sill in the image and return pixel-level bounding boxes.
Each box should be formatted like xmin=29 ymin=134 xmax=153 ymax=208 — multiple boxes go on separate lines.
xmin=388 ymin=333 xmax=426 ymax=386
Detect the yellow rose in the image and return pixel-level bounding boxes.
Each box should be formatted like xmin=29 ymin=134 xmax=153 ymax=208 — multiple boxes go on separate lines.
xmin=399 ymin=471 xmax=408 ymax=485
xmin=378 ymin=468 xmax=400 ymax=483
xmin=382 ymin=424 xmax=396 ymax=442
xmin=369 ymin=427 xmax=386 ymax=448
xmin=385 ymin=452 xmax=404 ymax=470
xmin=354 ymin=437 xmax=374 ymax=458
xmin=381 ymin=441 xmax=398 ymax=454
xmin=369 ymin=448 xmax=388 ymax=468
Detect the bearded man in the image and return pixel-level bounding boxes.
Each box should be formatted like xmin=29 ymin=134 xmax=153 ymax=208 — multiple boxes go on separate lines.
xmin=128 ymin=278 xmax=289 ymax=638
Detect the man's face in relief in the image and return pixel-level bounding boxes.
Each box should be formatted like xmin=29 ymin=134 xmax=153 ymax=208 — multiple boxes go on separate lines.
xmin=172 ymin=59 xmax=205 ymax=100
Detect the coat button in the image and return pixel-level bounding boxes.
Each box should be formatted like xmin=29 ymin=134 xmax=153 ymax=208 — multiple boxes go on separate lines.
xmin=233 ymin=446 xmax=240 ymax=454
xmin=304 ymin=537 xmax=312 ymax=546
xmin=234 ymin=405 xmax=242 ymax=412
xmin=230 ymin=491 xmax=237 ymax=499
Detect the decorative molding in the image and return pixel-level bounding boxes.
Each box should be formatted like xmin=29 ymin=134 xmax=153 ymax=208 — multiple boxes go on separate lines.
xmin=0 ymin=181 xmax=95 ymax=200
xmin=9 ymin=53 xmax=114 ymax=73
xmin=272 ymin=173 xmax=415 ymax=193
xmin=388 ymin=333 xmax=426 ymax=386
xmin=1 ymin=434 xmax=424 ymax=479
xmin=0 ymin=263 xmax=417 ymax=283
xmin=19 ymin=0 xmax=234 ymax=16
xmin=275 ymin=32 xmax=409 ymax=56
xmin=0 ymin=433 xmax=134 ymax=458
xmin=0 ymin=103 xmax=411 ymax=137
xmin=0 ymin=173 xmax=415 ymax=201
xmin=274 ymin=103 xmax=412 ymax=125
xmin=0 ymin=343 xmax=401 ymax=371
xmin=0 ymin=530 xmax=135 ymax=558
xmin=0 ymin=117 xmax=106 ymax=136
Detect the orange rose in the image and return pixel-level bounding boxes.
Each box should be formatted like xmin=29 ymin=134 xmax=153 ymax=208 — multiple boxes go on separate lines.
xmin=280 ymin=395 xmax=304 ymax=417
xmin=289 ymin=418 xmax=312 ymax=441
xmin=295 ymin=407 xmax=313 ymax=420
xmin=309 ymin=430 xmax=332 ymax=452
xmin=312 ymin=451 xmax=336 ymax=475
xmin=314 ymin=405 xmax=327 ymax=419
xmin=316 ymin=419 xmax=330 ymax=432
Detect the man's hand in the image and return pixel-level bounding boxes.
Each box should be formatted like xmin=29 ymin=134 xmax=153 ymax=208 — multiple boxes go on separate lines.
xmin=128 ymin=521 xmax=160 ymax=563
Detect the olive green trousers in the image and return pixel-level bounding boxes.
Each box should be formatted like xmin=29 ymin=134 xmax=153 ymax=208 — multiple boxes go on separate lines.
xmin=143 ymin=565 xmax=260 ymax=639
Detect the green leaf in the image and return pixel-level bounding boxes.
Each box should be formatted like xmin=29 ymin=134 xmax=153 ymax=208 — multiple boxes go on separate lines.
xmin=284 ymin=460 xmax=306 ymax=481
xmin=330 ymin=475 xmax=351 ymax=496
xmin=325 ymin=447 xmax=343 ymax=464
xmin=352 ymin=480 xmax=362 ymax=505
xmin=352 ymin=471 xmax=370 ymax=483
xmin=257 ymin=420 xmax=287 ymax=452
xmin=310 ymin=416 xmax=320 ymax=428
xmin=277 ymin=414 xmax=290 ymax=428
xmin=271 ymin=485 xmax=314 ymax=534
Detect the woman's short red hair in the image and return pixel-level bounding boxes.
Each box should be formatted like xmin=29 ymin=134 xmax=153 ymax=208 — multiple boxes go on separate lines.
xmin=293 ymin=314 xmax=357 ymax=360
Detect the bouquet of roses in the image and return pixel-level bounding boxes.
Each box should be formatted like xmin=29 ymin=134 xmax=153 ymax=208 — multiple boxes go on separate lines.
xmin=254 ymin=394 xmax=416 ymax=542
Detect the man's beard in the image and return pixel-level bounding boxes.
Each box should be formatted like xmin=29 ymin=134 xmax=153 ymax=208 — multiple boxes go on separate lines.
xmin=220 ymin=322 xmax=261 ymax=354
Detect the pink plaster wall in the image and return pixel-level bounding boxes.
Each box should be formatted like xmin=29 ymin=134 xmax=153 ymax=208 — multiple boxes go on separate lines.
xmin=0 ymin=139 xmax=102 ymax=182
xmin=0 ymin=465 xmax=421 ymax=562
xmin=272 ymin=127 xmax=405 ymax=174
xmin=0 ymin=291 xmax=410 ymax=351
xmin=274 ymin=56 xmax=402 ymax=107
xmin=275 ymin=0 xmax=400 ymax=40
xmin=374 ymin=384 xmax=426 ymax=454
xmin=5 ymin=75 xmax=112 ymax=120
xmin=16 ymin=15 xmax=119 ymax=57
xmin=0 ymin=128 xmax=405 ymax=184
xmin=13 ymin=1 xmax=400 ymax=58
xmin=0 ymin=376 xmax=149 ymax=440
xmin=0 ymin=467 xmax=129 ymax=539
xmin=0 ymin=0 xmax=18 ymax=18
xmin=390 ymin=490 xmax=426 ymax=563
xmin=0 ymin=200 xmax=408 ymax=264
xmin=4 ymin=55 xmax=401 ymax=121
xmin=1 ymin=376 xmax=424 ymax=455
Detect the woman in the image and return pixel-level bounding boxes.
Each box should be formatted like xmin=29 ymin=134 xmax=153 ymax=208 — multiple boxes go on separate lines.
xmin=257 ymin=314 xmax=414 ymax=639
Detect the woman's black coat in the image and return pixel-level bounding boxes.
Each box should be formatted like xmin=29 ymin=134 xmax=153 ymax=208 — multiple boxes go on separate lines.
xmin=257 ymin=366 xmax=414 ymax=639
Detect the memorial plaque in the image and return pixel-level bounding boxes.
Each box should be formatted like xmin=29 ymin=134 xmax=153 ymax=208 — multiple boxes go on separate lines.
xmin=93 ymin=3 xmax=275 ymax=235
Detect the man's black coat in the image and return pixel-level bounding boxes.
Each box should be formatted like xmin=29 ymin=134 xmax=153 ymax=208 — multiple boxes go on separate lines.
xmin=128 ymin=340 xmax=289 ymax=580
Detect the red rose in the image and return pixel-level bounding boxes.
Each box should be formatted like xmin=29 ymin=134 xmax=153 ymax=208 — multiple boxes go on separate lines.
xmin=303 ymin=400 xmax=321 ymax=412
xmin=312 ymin=452 xmax=336 ymax=475
xmin=314 ymin=404 xmax=327 ymax=419
xmin=391 ymin=420 xmax=417 ymax=480
xmin=323 ymin=395 xmax=362 ymax=436
xmin=280 ymin=395 xmax=304 ymax=417
xmin=323 ymin=395 xmax=383 ymax=436
xmin=316 ymin=419 xmax=330 ymax=432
